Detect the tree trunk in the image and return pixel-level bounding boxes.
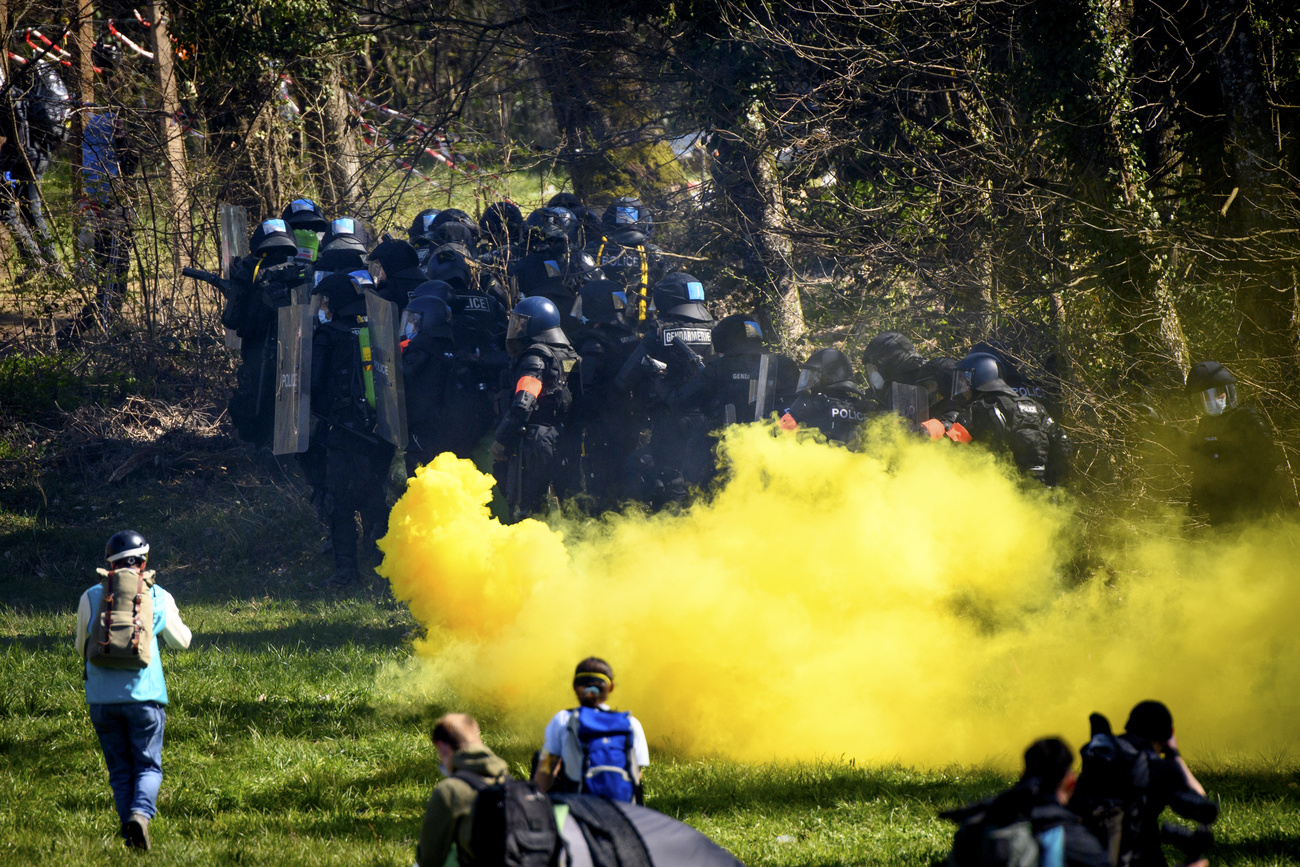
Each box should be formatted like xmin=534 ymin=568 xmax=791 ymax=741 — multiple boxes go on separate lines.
xmin=308 ymin=61 xmax=367 ymax=219
xmin=149 ymin=0 xmax=190 ymax=277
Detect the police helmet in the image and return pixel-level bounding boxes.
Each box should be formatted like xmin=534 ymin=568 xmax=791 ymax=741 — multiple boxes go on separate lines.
xmin=427 ymin=220 xmax=477 ymax=249
xmin=602 ymin=196 xmax=653 ymax=244
xmin=548 ymin=192 xmax=585 ymax=212
xmin=249 ymin=218 xmax=298 ymax=257
xmin=525 ymin=206 xmax=575 ymax=243
xmin=313 ymin=270 xmax=369 ymax=317
xmin=480 ymin=201 xmax=524 ymax=248
xmin=430 ymin=208 xmax=479 ymax=241
xmin=401 ymin=294 xmax=453 ymax=342
xmin=712 ymin=313 xmax=765 ymax=355
xmin=317 ymin=217 xmax=372 ymax=271
xmin=862 ymin=331 xmax=925 ymax=390
xmin=408 ymin=208 xmax=442 ymax=246
xmin=797 ymin=348 xmax=856 ymax=394
xmin=952 ymin=352 xmax=1003 ymax=401
xmin=425 ymin=243 xmax=473 ymax=293
xmin=918 ymin=356 xmax=959 ymax=401
xmin=577 ymin=278 xmax=631 ymax=328
xmin=1185 ymin=360 xmax=1237 ymax=416
xmin=410 ymin=279 xmax=455 ymax=302
xmin=105 ymin=530 xmax=150 ymax=565
xmin=506 ymin=295 xmax=569 ymax=355
xmin=368 ymin=237 xmax=420 ymax=278
xmin=652 ymin=272 xmax=709 ymax=321
xmin=281 ymin=198 xmax=329 ymax=233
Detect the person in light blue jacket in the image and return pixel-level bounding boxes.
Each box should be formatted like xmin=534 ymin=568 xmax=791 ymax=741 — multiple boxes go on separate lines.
xmin=75 ymin=531 xmax=191 ymax=851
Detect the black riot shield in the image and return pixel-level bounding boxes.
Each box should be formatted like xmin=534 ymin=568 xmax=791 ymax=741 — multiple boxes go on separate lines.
xmin=364 ymin=290 xmax=408 ymax=449
xmin=273 ymin=303 xmax=314 ymax=455
xmin=219 ymin=204 xmax=251 ymax=351
xmin=889 ymin=382 xmax=930 ymax=432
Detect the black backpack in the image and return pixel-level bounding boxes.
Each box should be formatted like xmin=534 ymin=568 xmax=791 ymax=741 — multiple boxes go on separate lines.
xmin=456 ymin=772 xmax=560 ymax=867
xmin=1070 ymin=716 xmax=1150 ymax=867
xmin=22 ymin=62 xmax=72 ymax=148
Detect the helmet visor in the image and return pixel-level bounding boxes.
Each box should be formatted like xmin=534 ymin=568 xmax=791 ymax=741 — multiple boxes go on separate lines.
xmin=1193 ymin=384 xmax=1236 ymax=416
xmin=952 ymin=367 xmax=975 ymax=401
xmin=400 ymin=309 xmax=422 ymax=340
xmin=506 ymin=310 xmax=531 ymax=343
xmin=797 ymin=367 xmax=820 ymax=394
xmin=864 ymin=363 xmax=886 ymax=394
xmin=570 ymin=295 xmax=584 ymax=322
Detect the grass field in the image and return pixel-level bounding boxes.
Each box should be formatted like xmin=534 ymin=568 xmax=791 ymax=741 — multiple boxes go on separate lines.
xmin=2 ymin=442 xmax=1298 ymax=866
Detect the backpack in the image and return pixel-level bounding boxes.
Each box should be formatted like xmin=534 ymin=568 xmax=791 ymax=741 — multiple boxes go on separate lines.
xmin=565 ymin=707 xmax=639 ymax=803
xmin=455 ymin=772 xmax=560 ymax=867
xmin=86 ymin=568 xmax=156 ymax=670
xmin=22 ymin=62 xmax=72 ymax=148
xmin=945 ymin=801 xmax=1065 ymax=867
xmin=1071 ymin=724 xmax=1150 ymax=867
xmin=979 ymin=394 xmax=1055 ymax=477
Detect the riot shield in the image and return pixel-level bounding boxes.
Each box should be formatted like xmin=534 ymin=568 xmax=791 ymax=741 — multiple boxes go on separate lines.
xmin=889 ymin=382 xmax=930 ymax=432
xmin=364 ymin=289 xmax=408 ymax=449
xmin=272 ymin=303 xmax=313 ymax=455
xmin=219 ymin=204 xmax=250 ymax=351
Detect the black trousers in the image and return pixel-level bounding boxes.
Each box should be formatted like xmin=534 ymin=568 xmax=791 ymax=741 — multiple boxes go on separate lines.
xmin=325 ymin=429 xmax=396 ymax=571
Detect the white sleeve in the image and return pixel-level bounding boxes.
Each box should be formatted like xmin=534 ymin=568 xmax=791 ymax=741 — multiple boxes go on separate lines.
xmin=160 ymin=590 xmax=192 ymax=649
xmin=74 ymin=592 xmax=92 ymax=658
xmin=541 ymin=711 xmax=569 ymax=757
xmin=629 ymin=716 xmax=649 ymax=767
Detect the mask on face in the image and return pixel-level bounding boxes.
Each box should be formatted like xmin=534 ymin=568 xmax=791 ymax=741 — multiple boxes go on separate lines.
xmin=318 ymin=309 xmax=329 ymax=325
xmin=404 ymin=322 xmax=417 ymax=340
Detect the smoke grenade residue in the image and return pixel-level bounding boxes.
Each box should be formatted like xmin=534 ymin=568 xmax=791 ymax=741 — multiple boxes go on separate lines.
xmin=378 ymin=422 xmax=1300 ymax=767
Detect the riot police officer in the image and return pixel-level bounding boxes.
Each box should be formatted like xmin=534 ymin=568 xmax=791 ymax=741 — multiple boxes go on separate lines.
xmin=490 ymin=296 xmax=582 ymax=523
xmin=1182 ymin=360 xmax=1286 ymax=525
xmin=316 ymin=217 xmax=372 ymax=274
xmin=427 ymin=240 xmax=511 ymax=310
xmin=223 ymin=218 xmax=307 ymax=447
xmin=408 ymin=208 xmax=442 ymax=266
xmin=547 ymin=192 xmax=600 ymax=248
xmin=952 ymin=352 xmax=1070 ymax=485
xmin=280 ymin=197 xmax=329 ymax=262
xmin=573 ymin=279 xmax=646 ymax=510
xmin=400 ymin=294 xmax=460 ymax=474
xmin=780 ymin=348 xmax=874 ymax=445
xmin=509 ymin=206 xmax=599 ymax=334
xmin=479 ymin=200 xmax=524 ymax=255
xmin=623 ymin=272 xmax=716 ymax=507
xmin=311 ymin=271 xmax=396 ymax=586
xmin=586 ymin=197 xmax=668 ymax=324
xmin=861 ymin=331 xmax=926 ymax=406
xmin=367 ymin=237 xmax=425 ymax=311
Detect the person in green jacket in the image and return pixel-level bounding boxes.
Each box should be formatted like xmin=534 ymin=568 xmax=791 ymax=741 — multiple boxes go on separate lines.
xmin=418 ymin=713 xmax=510 ymax=867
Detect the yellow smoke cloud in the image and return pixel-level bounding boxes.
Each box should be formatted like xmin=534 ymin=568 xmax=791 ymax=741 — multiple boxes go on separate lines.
xmin=378 ymin=422 xmax=1300 ymax=768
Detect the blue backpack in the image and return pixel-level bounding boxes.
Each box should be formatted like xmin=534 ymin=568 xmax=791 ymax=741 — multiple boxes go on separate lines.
xmin=567 ymin=706 xmax=638 ymax=803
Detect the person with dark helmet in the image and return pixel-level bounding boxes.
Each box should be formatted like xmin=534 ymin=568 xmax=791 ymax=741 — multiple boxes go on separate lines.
xmin=952 ymin=351 xmax=1071 ymax=485
xmin=490 ymin=296 xmax=582 ymax=522
xmin=408 ymin=208 xmax=442 ymax=264
xmin=316 ymin=217 xmax=373 ymax=274
xmin=860 ymin=331 xmax=925 ymax=405
xmin=573 ymin=279 xmax=646 ymax=509
xmin=223 ymin=218 xmax=306 ymax=447
xmin=479 ymin=200 xmax=524 ymax=255
xmin=916 ymin=356 xmax=972 ymax=443
xmin=311 ymin=271 xmax=396 ymax=586
xmin=508 ymin=206 xmax=600 ymax=335
xmin=427 ymin=239 xmax=511 ymax=311
xmin=280 ymin=198 xmax=329 ymax=262
xmin=1071 ymin=701 xmax=1217 ymax=867
xmin=367 ymin=237 xmax=425 ymax=312
xmin=623 ymin=272 xmax=716 ymax=507
xmin=547 ymin=191 xmax=600 ymax=248
xmin=1179 ymin=360 xmax=1286 ymax=525
xmin=779 ymin=348 xmax=874 ymax=445
xmin=76 ymin=531 xmax=192 ymax=851
xmin=585 ymin=197 xmax=668 ymax=324
xmin=400 ymin=294 xmax=461 ymax=474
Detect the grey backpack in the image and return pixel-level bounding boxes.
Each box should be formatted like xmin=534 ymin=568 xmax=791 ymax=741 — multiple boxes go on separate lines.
xmin=86 ymin=569 xmax=156 ymax=670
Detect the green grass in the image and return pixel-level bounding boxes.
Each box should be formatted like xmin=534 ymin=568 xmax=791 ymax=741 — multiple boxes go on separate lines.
xmin=1 ymin=445 xmax=1298 ymax=866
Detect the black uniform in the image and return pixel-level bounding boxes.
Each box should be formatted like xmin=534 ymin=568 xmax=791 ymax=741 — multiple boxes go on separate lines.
xmin=960 ymin=379 xmax=1071 ymax=485
xmin=782 ymin=386 xmax=873 ymax=444
xmin=587 ymin=236 xmax=667 ymax=323
xmin=674 ymin=348 xmax=801 ymax=431
xmin=493 ymin=340 xmax=582 ymax=522
xmin=223 ymin=255 xmax=311 ymax=447
xmin=575 ymin=322 xmax=646 ymax=508
xmin=1188 ymin=406 xmax=1285 ymax=525
xmin=509 ymin=242 xmax=596 ymax=334
xmin=311 ymin=282 xmax=396 ymax=582
xmin=623 ymin=315 xmax=716 ymax=507
xmin=944 ymin=782 xmax=1111 ymax=867
xmin=401 ymin=329 xmax=460 ymax=473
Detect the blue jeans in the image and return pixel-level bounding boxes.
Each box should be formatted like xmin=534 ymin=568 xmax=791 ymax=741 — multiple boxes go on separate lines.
xmin=89 ymin=702 xmax=166 ymax=829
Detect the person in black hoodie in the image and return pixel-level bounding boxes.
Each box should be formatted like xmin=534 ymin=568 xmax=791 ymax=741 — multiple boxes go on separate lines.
xmin=367 ymin=236 xmax=425 ymax=312
xmin=401 ymin=294 xmax=460 ymax=474
xmin=943 ymin=737 xmax=1110 ymax=867
xmin=311 ymin=272 xmax=396 ymax=586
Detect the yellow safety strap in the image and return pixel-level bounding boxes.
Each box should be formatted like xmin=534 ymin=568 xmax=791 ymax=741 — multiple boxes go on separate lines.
xmin=637 ymin=245 xmax=648 ymax=322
